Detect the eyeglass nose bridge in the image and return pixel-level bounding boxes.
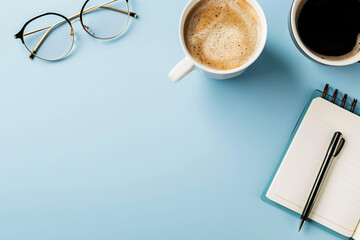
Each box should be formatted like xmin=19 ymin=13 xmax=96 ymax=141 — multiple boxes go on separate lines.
xmin=69 ymin=19 xmax=90 ymax=36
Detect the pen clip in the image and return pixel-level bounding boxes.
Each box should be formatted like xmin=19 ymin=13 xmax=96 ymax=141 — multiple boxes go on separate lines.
xmin=334 ymin=138 xmax=345 ymax=158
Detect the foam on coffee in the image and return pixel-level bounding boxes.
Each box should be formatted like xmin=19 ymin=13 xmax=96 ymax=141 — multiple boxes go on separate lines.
xmin=313 ymin=34 xmax=360 ymax=61
xmin=184 ymin=0 xmax=262 ymax=71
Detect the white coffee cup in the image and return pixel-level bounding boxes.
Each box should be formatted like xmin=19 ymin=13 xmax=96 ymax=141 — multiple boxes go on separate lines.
xmin=289 ymin=0 xmax=360 ymax=66
xmin=169 ymin=0 xmax=268 ymax=83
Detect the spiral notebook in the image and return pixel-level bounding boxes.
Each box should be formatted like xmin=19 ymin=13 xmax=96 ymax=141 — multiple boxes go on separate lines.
xmin=266 ymin=84 xmax=360 ymax=239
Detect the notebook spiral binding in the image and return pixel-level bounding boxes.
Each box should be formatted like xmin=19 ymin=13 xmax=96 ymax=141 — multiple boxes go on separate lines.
xmin=322 ymin=84 xmax=358 ymax=114
xmin=322 ymin=83 xmax=359 ymax=240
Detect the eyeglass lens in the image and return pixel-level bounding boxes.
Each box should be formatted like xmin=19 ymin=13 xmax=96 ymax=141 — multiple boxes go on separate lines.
xmin=81 ymin=0 xmax=130 ymax=39
xmin=23 ymin=14 xmax=74 ymax=61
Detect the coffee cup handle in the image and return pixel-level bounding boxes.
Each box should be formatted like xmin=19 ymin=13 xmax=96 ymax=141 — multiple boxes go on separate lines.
xmin=169 ymin=57 xmax=195 ymax=83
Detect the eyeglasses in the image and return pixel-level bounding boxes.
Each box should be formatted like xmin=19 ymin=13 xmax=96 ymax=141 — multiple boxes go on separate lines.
xmin=14 ymin=0 xmax=137 ymax=61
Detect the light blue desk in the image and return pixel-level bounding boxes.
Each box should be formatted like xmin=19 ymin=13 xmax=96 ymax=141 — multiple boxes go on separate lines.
xmin=1 ymin=0 xmax=360 ymax=239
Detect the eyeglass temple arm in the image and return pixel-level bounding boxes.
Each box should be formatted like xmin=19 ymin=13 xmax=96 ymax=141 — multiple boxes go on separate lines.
xmin=21 ymin=0 xmax=137 ymax=38
xmin=23 ymin=2 xmax=137 ymax=59
xmin=23 ymin=7 xmax=136 ymax=38
xmin=100 ymin=6 xmax=137 ymax=18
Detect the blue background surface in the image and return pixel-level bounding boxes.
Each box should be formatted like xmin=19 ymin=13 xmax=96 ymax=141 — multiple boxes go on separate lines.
xmin=1 ymin=0 xmax=360 ymax=239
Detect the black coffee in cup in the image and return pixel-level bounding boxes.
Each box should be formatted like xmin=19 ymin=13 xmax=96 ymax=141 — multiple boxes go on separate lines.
xmin=297 ymin=0 xmax=360 ymax=59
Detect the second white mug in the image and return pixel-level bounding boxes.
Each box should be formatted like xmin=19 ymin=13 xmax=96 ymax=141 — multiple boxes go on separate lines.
xmin=169 ymin=0 xmax=268 ymax=83
xmin=289 ymin=0 xmax=360 ymax=66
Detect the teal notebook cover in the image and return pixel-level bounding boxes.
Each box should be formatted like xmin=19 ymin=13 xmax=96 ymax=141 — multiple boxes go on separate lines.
xmin=262 ymin=88 xmax=359 ymax=240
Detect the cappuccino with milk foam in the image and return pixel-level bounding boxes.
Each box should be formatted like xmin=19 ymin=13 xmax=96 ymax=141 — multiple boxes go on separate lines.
xmin=184 ymin=0 xmax=262 ymax=71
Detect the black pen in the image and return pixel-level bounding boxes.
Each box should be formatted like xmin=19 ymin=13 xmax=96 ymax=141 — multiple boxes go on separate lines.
xmin=299 ymin=132 xmax=346 ymax=232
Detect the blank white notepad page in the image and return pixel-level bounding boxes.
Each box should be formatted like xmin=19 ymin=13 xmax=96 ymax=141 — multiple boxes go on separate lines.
xmin=267 ymin=97 xmax=360 ymax=238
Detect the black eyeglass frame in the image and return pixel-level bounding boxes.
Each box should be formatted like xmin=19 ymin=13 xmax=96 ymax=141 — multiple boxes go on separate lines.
xmin=14 ymin=0 xmax=137 ymax=61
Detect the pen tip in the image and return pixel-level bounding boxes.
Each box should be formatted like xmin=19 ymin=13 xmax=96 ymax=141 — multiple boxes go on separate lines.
xmin=299 ymin=220 xmax=306 ymax=232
